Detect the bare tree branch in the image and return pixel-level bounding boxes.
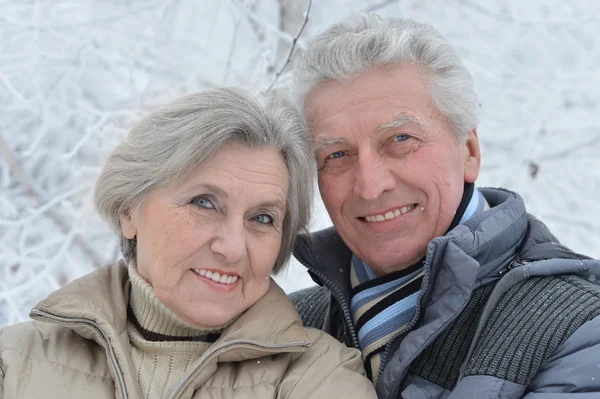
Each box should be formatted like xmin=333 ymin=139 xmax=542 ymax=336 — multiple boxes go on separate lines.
xmin=267 ymin=0 xmax=312 ymax=92
xmin=456 ymin=0 xmax=513 ymax=23
xmin=0 ymin=134 xmax=103 ymax=268
xmin=365 ymin=0 xmax=398 ymax=13
xmin=230 ymin=0 xmax=300 ymax=44
xmin=538 ymin=132 xmax=600 ymax=162
xmin=223 ymin=20 xmax=241 ymax=84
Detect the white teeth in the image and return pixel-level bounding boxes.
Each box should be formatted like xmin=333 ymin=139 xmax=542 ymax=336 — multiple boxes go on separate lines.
xmin=193 ymin=269 xmax=239 ymax=285
xmin=364 ymin=205 xmax=416 ymax=223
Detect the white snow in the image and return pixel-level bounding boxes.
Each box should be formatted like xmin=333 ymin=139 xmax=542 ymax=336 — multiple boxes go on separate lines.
xmin=1 ymin=0 xmax=599 ymax=327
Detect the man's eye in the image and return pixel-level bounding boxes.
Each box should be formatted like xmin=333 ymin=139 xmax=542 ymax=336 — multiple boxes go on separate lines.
xmin=327 ymin=150 xmax=346 ymax=159
xmin=193 ymin=196 xmax=215 ymax=209
xmin=253 ymin=214 xmax=274 ymax=225
xmin=394 ymin=134 xmax=409 ymax=142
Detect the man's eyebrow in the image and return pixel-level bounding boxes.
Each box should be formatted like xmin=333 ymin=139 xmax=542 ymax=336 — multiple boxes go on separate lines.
xmin=313 ymin=137 xmax=348 ymax=153
xmin=312 ymin=113 xmax=423 ymax=154
xmin=376 ymin=113 xmax=424 ymax=134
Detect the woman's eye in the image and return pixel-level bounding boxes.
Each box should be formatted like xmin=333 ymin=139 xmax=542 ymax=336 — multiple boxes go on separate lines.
xmin=394 ymin=134 xmax=409 ymax=142
xmin=253 ymin=214 xmax=274 ymax=225
xmin=193 ymin=197 xmax=215 ymax=209
xmin=327 ymin=150 xmax=346 ymax=159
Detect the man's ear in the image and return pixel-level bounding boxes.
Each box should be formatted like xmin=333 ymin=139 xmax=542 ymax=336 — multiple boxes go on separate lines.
xmin=464 ymin=129 xmax=481 ymax=183
xmin=120 ymin=210 xmax=137 ymax=239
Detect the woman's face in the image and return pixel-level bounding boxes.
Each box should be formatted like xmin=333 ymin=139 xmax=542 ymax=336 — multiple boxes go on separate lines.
xmin=121 ymin=144 xmax=289 ymax=328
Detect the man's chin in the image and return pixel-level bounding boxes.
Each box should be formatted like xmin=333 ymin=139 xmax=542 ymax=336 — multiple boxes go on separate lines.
xmin=352 ymin=242 xmax=427 ymax=275
xmin=373 ymin=262 xmax=418 ymax=276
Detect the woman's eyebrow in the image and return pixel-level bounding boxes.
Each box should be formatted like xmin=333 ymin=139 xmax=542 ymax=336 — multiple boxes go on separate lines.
xmin=254 ymin=199 xmax=286 ymax=213
xmin=184 ymin=182 xmax=285 ymax=211
xmin=183 ymin=182 xmax=227 ymax=197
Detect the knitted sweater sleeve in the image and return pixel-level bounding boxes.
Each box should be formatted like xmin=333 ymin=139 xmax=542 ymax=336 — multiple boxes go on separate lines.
xmin=451 ymin=275 xmax=600 ymax=398
xmin=288 ymin=285 xmax=329 ymax=330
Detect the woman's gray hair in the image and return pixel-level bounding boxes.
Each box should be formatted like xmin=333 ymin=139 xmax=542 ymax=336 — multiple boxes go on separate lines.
xmin=292 ymin=13 xmax=478 ymax=141
xmin=94 ymin=87 xmax=313 ymax=274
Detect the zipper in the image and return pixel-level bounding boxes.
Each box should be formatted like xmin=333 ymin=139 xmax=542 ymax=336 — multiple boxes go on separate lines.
xmin=378 ymin=242 xmax=436 ymax=373
xmin=484 ymin=258 xmax=530 ymax=280
xmin=30 ymin=308 xmax=128 ymax=399
xmin=168 ymin=339 xmax=310 ymax=398
xmin=509 ymin=259 xmax=530 ymax=269
xmin=294 ymin=255 xmax=360 ymax=349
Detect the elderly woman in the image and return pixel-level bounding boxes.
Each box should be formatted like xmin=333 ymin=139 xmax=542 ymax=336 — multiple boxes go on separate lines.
xmin=0 ymin=88 xmax=376 ymax=399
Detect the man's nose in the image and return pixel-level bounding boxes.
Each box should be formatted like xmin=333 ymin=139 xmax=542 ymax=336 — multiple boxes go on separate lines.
xmin=352 ymin=151 xmax=395 ymax=201
xmin=209 ymin=218 xmax=247 ymax=264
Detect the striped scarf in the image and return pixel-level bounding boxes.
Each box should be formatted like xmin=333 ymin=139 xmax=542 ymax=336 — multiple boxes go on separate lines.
xmin=350 ymin=184 xmax=488 ymax=384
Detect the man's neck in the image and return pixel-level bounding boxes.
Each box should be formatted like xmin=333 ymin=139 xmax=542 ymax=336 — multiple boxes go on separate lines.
xmin=446 ymin=182 xmax=476 ymax=233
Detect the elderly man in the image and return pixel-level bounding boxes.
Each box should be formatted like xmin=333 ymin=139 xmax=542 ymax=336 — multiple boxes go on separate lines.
xmin=289 ymin=13 xmax=600 ymax=399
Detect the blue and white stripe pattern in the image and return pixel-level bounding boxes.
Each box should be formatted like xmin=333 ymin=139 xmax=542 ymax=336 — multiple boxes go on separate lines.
xmin=459 ymin=187 xmax=487 ymax=224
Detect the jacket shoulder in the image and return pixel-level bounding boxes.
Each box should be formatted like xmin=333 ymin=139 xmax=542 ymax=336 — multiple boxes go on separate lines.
xmin=279 ymin=327 xmax=376 ymax=398
xmin=463 ymin=274 xmax=600 ymax=386
xmin=0 ymin=320 xmax=110 ymax=380
xmin=304 ymin=327 xmax=354 ymax=354
xmin=1 ymin=319 xmax=71 ymax=354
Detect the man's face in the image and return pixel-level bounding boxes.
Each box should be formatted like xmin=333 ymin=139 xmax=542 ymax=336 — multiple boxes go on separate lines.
xmin=305 ymin=64 xmax=480 ymax=276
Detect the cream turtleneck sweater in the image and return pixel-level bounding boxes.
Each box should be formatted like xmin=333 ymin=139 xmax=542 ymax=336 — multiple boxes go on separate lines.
xmin=127 ymin=262 xmax=232 ymax=398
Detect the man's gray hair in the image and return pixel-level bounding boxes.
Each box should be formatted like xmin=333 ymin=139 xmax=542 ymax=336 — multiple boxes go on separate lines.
xmin=292 ymin=13 xmax=478 ymax=140
xmin=94 ymin=87 xmax=313 ymax=273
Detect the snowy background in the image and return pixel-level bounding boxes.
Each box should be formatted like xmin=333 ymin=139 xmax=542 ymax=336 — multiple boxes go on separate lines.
xmin=1 ymin=0 xmax=599 ymax=327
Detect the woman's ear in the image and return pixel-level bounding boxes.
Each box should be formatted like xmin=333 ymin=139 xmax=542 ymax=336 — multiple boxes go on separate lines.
xmin=120 ymin=211 xmax=137 ymax=239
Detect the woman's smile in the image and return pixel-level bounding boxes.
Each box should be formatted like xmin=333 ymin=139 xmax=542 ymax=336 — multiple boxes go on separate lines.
xmin=191 ymin=268 xmax=240 ymax=293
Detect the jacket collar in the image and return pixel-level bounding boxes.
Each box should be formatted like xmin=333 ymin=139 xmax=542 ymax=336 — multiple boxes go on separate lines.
xmin=379 ymin=189 xmax=593 ymax=399
xmin=31 ymin=260 xmax=131 ymax=336
xmin=29 ymin=261 xmax=310 ymax=398
xmin=30 ymin=260 xmax=139 ymax=399
xmin=213 ymin=279 xmax=310 ymax=362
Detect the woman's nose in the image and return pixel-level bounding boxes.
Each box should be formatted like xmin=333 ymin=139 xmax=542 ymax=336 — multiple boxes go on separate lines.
xmin=209 ymin=219 xmax=247 ymax=264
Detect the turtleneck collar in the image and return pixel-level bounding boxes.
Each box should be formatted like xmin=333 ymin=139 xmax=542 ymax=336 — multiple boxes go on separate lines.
xmin=127 ymin=260 xmax=233 ymax=342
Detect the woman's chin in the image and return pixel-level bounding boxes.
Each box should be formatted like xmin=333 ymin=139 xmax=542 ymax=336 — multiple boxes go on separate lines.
xmin=187 ymin=311 xmax=236 ymax=329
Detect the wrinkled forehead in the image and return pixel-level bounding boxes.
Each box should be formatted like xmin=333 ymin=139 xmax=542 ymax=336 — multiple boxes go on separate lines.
xmin=303 ymin=64 xmax=430 ymax=121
